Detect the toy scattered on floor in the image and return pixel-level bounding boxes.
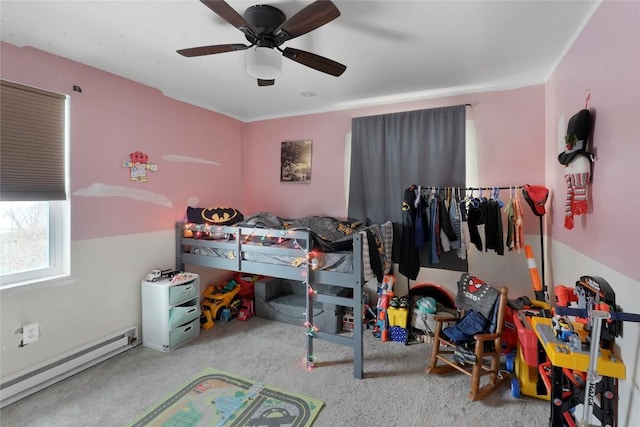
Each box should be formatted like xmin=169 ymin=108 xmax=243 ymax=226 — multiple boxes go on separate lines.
xmin=237 ymin=299 xmax=255 ymax=321
xmin=389 ymin=325 xmax=408 ymax=343
xmin=342 ymin=310 xmax=355 ymax=332
xmin=200 ymin=280 xmax=241 ymax=329
xmin=363 ymin=303 xmax=377 ymax=329
xmin=373 ymin=274 xmax=396 ymax=341
xmin=372 ymin=281 xmax=412 ymax=344
xmin=220 ymin=307 xmax=233 ymax=322
xmin=341 ymin=298 xmax=377 ymax=333
xmin=387 ymin=296 xmax=410 ymax=344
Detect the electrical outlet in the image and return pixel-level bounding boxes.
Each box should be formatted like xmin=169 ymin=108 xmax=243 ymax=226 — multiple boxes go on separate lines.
xmin=22 ymin=323 xmax=40 ymax=344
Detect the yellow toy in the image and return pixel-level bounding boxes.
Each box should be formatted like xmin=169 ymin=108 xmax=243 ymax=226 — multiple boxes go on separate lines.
xmin=200 ymin=280 xmax=241 ymax=330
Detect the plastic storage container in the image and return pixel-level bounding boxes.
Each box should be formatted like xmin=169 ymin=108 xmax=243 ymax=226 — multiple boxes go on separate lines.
xmin=387 ymin=307 xmax=409 ymax=328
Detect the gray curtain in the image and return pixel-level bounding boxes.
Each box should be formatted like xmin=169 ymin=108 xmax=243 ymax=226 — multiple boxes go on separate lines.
xmin=348 ymin=105 xmax=466 ymax=224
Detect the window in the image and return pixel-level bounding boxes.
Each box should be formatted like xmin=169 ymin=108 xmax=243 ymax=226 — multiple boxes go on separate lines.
xmin=0 ymin=200 xmax=68 ymax=285
xmin=0 ymin=80 xmax=69 ymax=288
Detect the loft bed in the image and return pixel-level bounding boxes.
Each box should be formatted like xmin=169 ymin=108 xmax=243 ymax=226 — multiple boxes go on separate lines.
xmin=175 ymin=212 xmax=392 ymax=379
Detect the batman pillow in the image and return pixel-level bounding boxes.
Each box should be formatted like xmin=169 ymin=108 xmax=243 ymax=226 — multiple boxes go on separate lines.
xmin=187 ymin=207 xmax=244 ymax=226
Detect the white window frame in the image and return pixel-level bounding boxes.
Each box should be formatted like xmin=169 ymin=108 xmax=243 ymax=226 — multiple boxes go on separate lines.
xmin=0 ymin=98 xmax=70 ymax=289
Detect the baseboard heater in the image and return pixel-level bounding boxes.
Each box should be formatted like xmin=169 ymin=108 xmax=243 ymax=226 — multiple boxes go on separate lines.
xmin=0 ymin=327 xmax=139 ymax=408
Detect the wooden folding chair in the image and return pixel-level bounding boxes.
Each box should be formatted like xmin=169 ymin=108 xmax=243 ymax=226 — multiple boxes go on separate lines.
xmin=426 ymin=273 xmax=509 ymax=401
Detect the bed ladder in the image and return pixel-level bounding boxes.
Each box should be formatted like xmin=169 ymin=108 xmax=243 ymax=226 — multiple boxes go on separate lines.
xmin=305 ymin=234 xmax=364 ymax=379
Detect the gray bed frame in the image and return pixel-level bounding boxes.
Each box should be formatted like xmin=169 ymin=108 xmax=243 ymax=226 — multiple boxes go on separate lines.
xmin=175 ymin=222 xmax=365 ymax=379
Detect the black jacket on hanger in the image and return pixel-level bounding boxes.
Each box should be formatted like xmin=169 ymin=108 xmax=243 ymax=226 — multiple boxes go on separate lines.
xmin=399 ymin=187 xmax=420 ymax=280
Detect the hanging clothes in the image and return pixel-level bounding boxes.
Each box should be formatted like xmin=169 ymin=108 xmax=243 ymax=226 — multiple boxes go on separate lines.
xmin=504 ymin=188 xmax=516 ymax=251
xmin=408 ymin=184 xmax=528 ymax=259
xmin=457 ymin=192 xmax=469 ymax=260
xmin=448 ymin=190 xmax=462 ymax=251
xmin=429 ymin=191 xmax=441 ymax=264
xmin=466 ymin=195 xmax=484 ymax=252
xmin=399 ymin=186 xmax=421 ymax=279
xmin=513 ymin=186 xmax=525 ymax=252
xmin=414 ymin=193 xmax=428 ymax=250
xmin=438 ymin=196 xmax=457 ymax=243
xmin=484 ymin=197 xmax=504 ymax=255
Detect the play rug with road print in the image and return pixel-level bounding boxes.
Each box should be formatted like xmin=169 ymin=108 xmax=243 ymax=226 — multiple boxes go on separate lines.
xmin=127 ymin=367 xmax=323 ymax=427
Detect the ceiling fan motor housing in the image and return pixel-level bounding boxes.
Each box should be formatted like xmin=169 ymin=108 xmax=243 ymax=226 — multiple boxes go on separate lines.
xmin=244 ymin=5 xmax=286 ymax=48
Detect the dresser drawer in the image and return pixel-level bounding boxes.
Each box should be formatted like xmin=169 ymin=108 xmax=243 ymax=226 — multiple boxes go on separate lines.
xmin=142 ymin=273 xmax=200 ymax=352
xmin=169 ymin=279 xmax=198 ymax=305
xmin=169 ymin=319 xmax=199 ymax=349
xmin=169 ymin=299 xmax=200 ymax=328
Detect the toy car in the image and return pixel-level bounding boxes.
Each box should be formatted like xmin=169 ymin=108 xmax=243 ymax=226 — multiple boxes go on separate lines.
xmin=238 ymin=299 xmax=255 ymax=321
xmin=145 ymin=268 xmax=177 ymax=282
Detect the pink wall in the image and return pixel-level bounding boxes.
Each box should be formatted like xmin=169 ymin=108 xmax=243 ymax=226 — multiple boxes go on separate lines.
xmin=0 ymin=42 xmax=547 ymax=242
xmin=545 ymin=1 xmax=640 ymax=281
xmin=243 ymin=87 xmax=545 ymax=234
xmin=1 ymin=43 xmax=245 ymax=241
xmin=243 ymin=110 xmax=352 ymax=219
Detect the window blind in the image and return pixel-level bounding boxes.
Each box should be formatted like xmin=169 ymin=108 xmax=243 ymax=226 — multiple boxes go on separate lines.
xmin=1 ymin=79 xmax=67 ymax=201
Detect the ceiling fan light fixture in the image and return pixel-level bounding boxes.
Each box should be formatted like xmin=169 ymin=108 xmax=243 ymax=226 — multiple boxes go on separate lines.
xmin=246 ymin=47 xmax=282 ymax=80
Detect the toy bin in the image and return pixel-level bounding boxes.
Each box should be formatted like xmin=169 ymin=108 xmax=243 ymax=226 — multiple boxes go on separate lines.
xmin=411 ymin=310 xmax=456 ymax=335
xmin=235 ymin=273 xmax=260 ymax=300
xmin=512 ymin=309 xmax=550 ymax=400
xmin=387 ymin=307 xmax=409 ymax=328
xmin=389 ymin=325 xmax=408 ymax=343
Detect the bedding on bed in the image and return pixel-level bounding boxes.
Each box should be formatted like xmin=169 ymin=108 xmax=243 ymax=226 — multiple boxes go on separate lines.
xmin=183 ymin=212 xmax=392 ymax=280
xmin=239 ymin=212 xmax=367 ymax=251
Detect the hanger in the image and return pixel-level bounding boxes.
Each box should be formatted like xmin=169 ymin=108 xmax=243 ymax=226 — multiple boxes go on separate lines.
xmin=414 ymin=185 xmax=422 ymax=208
xmin=492 ymin=187 xmax=505 ymax=208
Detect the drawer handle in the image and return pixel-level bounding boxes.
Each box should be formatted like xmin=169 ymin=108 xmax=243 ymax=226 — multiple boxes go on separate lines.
xmin=182 ymin=286 xmax=193 ymax=292
xmin=184 ymin=326 xmax=192 ymax=332
xmin=186 ymin=308 xmax=196 ymax=315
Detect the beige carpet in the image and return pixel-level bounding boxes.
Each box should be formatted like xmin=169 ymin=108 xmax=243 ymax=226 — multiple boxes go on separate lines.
xmin=0 ymin=317 xmax=548 ymax=426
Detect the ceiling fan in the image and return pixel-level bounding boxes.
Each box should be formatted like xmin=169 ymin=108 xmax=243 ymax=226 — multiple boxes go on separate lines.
xmin=177 ymin=0 xmax=347 ymax=86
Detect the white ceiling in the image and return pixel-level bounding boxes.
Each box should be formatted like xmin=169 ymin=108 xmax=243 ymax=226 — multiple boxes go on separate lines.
xmin=1 ymin=0 xmax=599 ymax=122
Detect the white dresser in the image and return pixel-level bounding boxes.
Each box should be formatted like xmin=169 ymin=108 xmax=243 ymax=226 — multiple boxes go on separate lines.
xmin=141 ymin=272 xmax=200 ymax=351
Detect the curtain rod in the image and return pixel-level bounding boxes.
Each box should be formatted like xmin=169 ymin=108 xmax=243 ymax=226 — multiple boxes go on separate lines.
xmin=410 ymin=185 xmax=524 ymax=191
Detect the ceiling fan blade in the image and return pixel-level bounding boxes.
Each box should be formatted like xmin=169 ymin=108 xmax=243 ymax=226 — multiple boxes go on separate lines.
xmin=275 ymin=0 xmax=340 ymax=42
xmin=200 ymin=0 xmax=256 ymax=37
xmin=257 ymin=79 xmax=275 ymax=87
xmin=177 ymin=44 xmax=249 ymax=57
xmin=282 ymin=47 xmax=346 ymax=77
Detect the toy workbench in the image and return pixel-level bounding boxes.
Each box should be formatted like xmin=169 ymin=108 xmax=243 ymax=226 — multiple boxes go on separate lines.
xmin=532 ymin=316 xmax=625 ymax=427
xmin=532 ymin=317 xmax=625 ymax=378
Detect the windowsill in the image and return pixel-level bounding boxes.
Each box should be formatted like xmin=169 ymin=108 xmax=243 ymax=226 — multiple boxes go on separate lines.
xmin=0 ymin=274 xmax=76 ymax=295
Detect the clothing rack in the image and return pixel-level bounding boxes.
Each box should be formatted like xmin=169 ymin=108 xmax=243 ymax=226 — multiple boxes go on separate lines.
xmin=408 ymin=183 xmax=548 ymax=300
xmin=410 ymin=185 xmax=524 ymax=191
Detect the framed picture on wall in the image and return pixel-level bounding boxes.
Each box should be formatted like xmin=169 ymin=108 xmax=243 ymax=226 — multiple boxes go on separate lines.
xmin=280 ymin=140 xmax=312 ymax=183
